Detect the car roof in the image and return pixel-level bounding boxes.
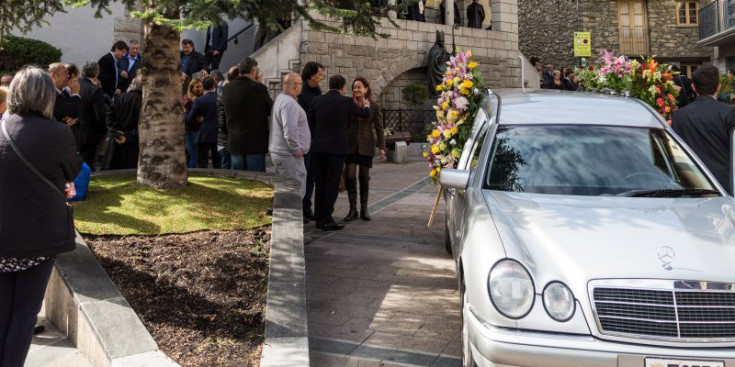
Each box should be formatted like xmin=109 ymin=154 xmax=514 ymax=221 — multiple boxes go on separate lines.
xmin=491 ymin=89 xmax=666 ymax=129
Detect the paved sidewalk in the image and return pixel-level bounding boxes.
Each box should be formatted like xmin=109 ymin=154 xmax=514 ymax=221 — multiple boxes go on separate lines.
xmin=305 ymin=158 xmax=461 ymax=366
xmin=25 ymin=305 xmax=93 ymax=367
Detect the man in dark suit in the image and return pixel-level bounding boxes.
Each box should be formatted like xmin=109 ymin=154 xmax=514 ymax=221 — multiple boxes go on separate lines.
xmin=48 ymin=63 xmax=81 ymax=144
xmin=542 ymin=64 xmax=554 ymax=89
xmin=117 ymin=40 xmax=142 ymax=93
xmin=186 ymin=77 xmax=220 ymax=168
xmin=98 ymin=40 xmax=128 ymax=99
xmin=181 ymin=39 xmax=208 ymax=79
xmin=205 ymin=24 xmax=228 ymax=71
xmin=672 ymin=65 xmax=735 ymax=195
xmin=106 ymin=75 xmax=143 ymax=170
xmin=309 ymin=75 xmax=371 ymax=231
xmin=78 ymin=61 xmax=107 ymax=169
xmin=466 ymin=0 xmax=485 ymax=28
xmin=221 ymin=57 xmax=273 ymax=171
xmin=298 ymin=61 xmax=324 ymax=220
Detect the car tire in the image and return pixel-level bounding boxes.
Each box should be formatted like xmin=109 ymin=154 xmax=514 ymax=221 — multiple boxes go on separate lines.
xmin=461 ymin=280 xmax=477 ymax=367
xmin=444 ymin=222 xmax=452 ymax=255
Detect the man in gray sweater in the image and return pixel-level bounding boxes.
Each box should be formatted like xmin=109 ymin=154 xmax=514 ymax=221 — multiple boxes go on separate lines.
xmin=269 ymin=73 xmax=311 ymax=197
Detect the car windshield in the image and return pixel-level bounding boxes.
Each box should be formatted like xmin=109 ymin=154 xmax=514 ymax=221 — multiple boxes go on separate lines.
xmin=484 ymin=125 xmax=718 ymax=196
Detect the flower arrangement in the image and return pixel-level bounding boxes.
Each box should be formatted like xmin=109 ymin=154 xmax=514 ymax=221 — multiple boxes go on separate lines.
xmin=423 ymin=51 xmax=483 ymax=181
xmin=576 ymin=50 xmax=679 ymax=124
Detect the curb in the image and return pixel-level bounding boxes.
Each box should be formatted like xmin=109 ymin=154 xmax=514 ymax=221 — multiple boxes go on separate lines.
xmin=44 ymin=169 xmax=309 ymax=366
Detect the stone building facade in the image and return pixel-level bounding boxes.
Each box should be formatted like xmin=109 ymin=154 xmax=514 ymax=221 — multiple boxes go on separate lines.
xmin=519 ymin=0 xmax=711 ymax=75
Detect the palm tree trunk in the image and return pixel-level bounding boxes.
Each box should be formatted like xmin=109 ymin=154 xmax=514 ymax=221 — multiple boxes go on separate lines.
xmin=137 ymin=20 xmax=188 ymax=189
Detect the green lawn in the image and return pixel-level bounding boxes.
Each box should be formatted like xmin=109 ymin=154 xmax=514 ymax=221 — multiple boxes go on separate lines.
xmin=72 ymin=173 xmax=273 ymax=235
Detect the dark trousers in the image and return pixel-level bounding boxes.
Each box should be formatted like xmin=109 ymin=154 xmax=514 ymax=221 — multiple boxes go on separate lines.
xmin=312 ymin=152 xmax=344 ymax=224
xmin=196 ymin=143 xmax=220 ymax=169
xmin=207 ymin=52 xmax=224 ymax=71
xmin=0 ymin=259 xmax=55 ymax=367
xmin=302 ymin=152 xmax=316 ymax=214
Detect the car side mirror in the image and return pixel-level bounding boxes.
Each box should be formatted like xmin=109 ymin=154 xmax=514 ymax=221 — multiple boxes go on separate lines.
xmin=439 ymin=169 xmax=471 ymax=190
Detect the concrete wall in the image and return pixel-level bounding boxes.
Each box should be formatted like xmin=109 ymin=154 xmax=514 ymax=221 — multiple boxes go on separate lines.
xmin=380 ymin=67 xmax=429 ymax=110
xmin=25 ymin=3 xmax=126 ymax=66
xmin=519 ymin=0 xmax=711 ymax=69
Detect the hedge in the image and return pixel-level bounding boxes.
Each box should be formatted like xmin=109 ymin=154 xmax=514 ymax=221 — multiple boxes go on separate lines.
xmin=0 ymin=36 xmax=62 ymax=75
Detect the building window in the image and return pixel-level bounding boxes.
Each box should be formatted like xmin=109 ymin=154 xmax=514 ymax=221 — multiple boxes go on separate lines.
xmin=680 ymin=63 xmax=699 ymax=78
xmin=618 ymin=0 xmax=649 ymax=55
xmin=676 ymin=1 xmax=698 ymax=26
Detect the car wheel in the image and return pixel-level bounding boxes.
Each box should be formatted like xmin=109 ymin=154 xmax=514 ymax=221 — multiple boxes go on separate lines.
xmin=461 ymin=280 xmax=476 ymax=367
xmin=444 ymin=221 xmax=452 ymax=255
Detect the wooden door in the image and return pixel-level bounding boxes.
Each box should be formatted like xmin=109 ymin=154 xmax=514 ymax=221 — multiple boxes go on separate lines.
xmin=618 ymin=0 xmax=649 ymax=55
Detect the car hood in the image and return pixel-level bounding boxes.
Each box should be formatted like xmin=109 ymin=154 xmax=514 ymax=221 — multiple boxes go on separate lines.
xmin=484 ymin=191 xmax=735 ymax=284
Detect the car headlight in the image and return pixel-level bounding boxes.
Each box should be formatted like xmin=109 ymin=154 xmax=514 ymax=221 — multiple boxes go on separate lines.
xmin=487 ymin=259 xmax=535 ymax=319
xmin=542 ymin=282 xmax=575 ymax=322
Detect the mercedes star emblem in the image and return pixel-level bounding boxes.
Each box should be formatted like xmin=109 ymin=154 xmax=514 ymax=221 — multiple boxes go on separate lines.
xmin=657 ymin=246 xmax=675 ymax=270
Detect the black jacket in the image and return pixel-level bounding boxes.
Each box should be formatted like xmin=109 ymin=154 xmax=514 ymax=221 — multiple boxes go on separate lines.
xmin=107 ymin=89 xmax=142 ymax=141
xmin=205 ymin=25 xmax=229 ymax=53
xmin=221 ymin=76 xmax=273 ymax=155
xmin=0 ymin=113 xmax=83 ymax=257
xmin=187 ymin=91 xmax=219 ymax=144
xmin=117 ymin=53 xmax=142 ymax=93
xmin=309 ymin=90 xmax=371 ymax=155
xmin=467 ymin=1 xmax=485 ymax=28
xmin=98 ymin=52 xmax=119 ymax=98
xmin=298 ymin=82 xmax=322 ymax=133
xmin=217 ymin=96 xmax=228 ymax=147
xmin=181 ymin=50 xmax=207 ymax=77
xmin=79 ymin=78 xmax=107 ymax=143
xmin=672 ymin=95 xmax=735 ymax=195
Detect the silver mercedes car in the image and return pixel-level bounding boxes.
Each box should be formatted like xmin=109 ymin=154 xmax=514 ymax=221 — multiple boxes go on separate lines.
xmin=440 ymin=89 xmax=735 ymax=367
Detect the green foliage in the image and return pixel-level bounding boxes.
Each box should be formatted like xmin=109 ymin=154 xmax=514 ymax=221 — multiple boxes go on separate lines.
xmin=720 ymin=74 xmax=735 ymax=94
xmin=0 ymin=35 xmax=61 ymax=74
xmin=402 ymin=82 xmax=429 ymax=106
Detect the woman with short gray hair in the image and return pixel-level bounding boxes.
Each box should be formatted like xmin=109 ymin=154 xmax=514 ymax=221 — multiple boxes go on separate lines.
xmin=0 ymin=66 xmax=82 ymax=367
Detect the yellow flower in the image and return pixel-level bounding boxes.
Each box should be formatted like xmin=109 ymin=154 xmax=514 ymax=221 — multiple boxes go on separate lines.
xmin=445 ymin=70 xmax=452 ymax=76
xmin=450 ymin=127 xmax=458 ymax=134
xmin=431 ymin=129 xmax=440 ymax=138
xmin=461 ymin=88 xmax=469 ymax=95
xmin=426 ymin=134 xmax=431 ymax=141
xmin=468 ymin=61 xmax=478 ymax=69
xmin=441 ymin=102 xmax=449 ymax=110
xmin=452 ymin=110 xmax=459 ymax=118
xmin=431 ymin=145 xmax=440 ymax=154
xmin=451 ymin=149 xmax=461 ymax=158
xmin=447 ymin=111 xmax=457 ymax=123
xmin=443 ymin=130 xmax=452 ymax=139
xmin=439 ymin=142 xmax=447 ymax=151
xmin=462 ymin=80 xmax=474 ymax=89
xmin=453 ymin=77 xmax=461 ymax=85
xmin=435 ymin=84 xmax=443 ymax=91
xmin=446 ymin=79 xmax=453 ymax=87
xmin=430 ymin=169 xmax=437 ymax=178
xmin=422 ymin=152 xmax=429 ymax=158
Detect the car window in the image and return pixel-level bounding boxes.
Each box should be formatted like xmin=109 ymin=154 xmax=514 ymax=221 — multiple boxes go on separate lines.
xmin=484 ymin=125 xmax=717 ymax=196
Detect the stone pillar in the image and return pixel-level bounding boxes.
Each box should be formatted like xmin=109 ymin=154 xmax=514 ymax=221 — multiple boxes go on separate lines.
xmin=445 ymin=0 xmax=455 ymax=25
xmin=491 ymin=0 xmax=518 ymax=34
xmin=113 ymin=1 xmax=144 ymax=50
xmin=388 ymin=0 xmax=397 ymax=20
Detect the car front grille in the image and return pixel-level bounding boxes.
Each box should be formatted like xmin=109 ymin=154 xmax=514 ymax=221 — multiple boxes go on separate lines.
xmin=592 ymin=286 xmax=735 ymax=341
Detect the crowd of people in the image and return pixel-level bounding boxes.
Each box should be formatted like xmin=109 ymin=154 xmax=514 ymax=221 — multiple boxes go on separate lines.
xmin=537 ymin=63 xmax=579 ymax=91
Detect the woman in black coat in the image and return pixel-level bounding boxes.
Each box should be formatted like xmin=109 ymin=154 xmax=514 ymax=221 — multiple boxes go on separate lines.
xmin=0 ymin=66 xmax=83 ymax=367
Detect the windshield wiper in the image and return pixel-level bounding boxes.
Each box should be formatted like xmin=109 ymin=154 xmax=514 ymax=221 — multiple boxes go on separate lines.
xmin=616 ymin=188 xmax=721 ymax=197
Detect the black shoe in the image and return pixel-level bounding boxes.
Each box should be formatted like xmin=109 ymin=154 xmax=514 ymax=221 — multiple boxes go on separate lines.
xmin=322 ymin=222 xmax=345 ymax=231
xmin=343 ymin=208 xmax=358 ymax=222
xmin=303 ymin=210 xmax=315 ymax=220
xmin=360 ymin=209 xmax=371 ymax=221
xmin=34 ymin=325 xmax=45 ymax=335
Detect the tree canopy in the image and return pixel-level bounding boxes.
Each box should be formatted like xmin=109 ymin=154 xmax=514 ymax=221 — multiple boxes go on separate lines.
xmin=0 ymin=0 xmax=402 ymax=48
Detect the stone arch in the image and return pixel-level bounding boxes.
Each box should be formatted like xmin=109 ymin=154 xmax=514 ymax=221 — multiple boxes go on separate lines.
xmin=372 ymin=52 xmax=426 ymax=101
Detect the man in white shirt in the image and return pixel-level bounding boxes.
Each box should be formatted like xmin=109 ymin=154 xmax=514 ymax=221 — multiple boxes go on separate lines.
xmin=269 ymin=73 xmax=310 ymax=197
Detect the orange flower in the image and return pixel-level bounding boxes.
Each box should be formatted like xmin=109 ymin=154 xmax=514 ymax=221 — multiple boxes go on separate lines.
xmin=665 ymin=106 xmax=671 ymax=113
xmin=668 ymin=93 xmax=675 ymax=101
xmin=663 ymin=73 xmax=672 ymax=80
xmin=646 ymin=59 xmax=658 ymax=72
xmin=656 ymin=98 xmax=664 ymax=107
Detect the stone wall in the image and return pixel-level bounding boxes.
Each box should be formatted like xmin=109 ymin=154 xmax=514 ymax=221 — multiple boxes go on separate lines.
xmin=302 ymin=12 xmax=521 ymax=101
xmin=379 ymin=67 xmax=428 ymax=110
xmin=519 ymin=0 xmax=710 ymax=70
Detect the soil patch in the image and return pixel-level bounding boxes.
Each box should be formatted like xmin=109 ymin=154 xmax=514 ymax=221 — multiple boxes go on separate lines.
xmin=86 ymin=228 xmax=270 ymax=367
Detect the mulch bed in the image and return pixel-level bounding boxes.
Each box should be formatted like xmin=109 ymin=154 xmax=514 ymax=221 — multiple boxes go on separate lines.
xmin=86 ymin=228 xmax=271 ymax=367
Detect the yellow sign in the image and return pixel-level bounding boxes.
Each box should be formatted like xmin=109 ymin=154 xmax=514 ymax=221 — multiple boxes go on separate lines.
xmin=574 ymin=32 xmax=591 ymax=57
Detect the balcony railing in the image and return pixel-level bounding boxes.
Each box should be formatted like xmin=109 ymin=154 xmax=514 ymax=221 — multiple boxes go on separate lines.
xmin=699 ymin=0 xmax=735 ymax=41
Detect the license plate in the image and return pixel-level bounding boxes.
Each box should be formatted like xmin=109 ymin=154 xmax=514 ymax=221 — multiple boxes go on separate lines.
xmin=644 ymin=357 xmax=724 ymax=367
